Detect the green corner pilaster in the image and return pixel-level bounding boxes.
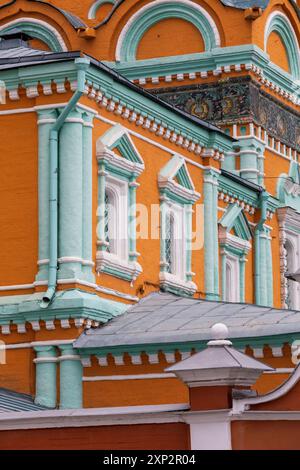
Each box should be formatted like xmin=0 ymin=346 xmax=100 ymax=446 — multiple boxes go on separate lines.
xmin=266 ymin=228 xmax=274 ymax=307
xmin=259 ymin=230 xmax=268 ymax=306
xmin=58 ymin=107 xmax=84 ymax=279
xmin=221 ymin=248 xmax=227 ymax=301
xmin=204 ymin=168 xmax=219 ymax=300
xmin=82 ymin=112 xmax=95 ymax=282
xmin=238 ymin=138 xmax=259 ymax=184
xmin=239 ymin=256 xmax=246 ymax=303
xmin=34 ymin=345 xmax=57 ymax=408
xmin=36 ymin=109 xmax=57 ymax=282
xmin=59 ymin=344 xmax=83 ymax=409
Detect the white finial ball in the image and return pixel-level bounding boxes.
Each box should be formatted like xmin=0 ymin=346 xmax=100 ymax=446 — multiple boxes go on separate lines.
xmin=211 ymin=323 xmax=229 ymax=340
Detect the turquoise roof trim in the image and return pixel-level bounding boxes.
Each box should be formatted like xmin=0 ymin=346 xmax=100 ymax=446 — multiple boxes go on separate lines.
xmin=0 ymin=289 xmax=127 ymax=326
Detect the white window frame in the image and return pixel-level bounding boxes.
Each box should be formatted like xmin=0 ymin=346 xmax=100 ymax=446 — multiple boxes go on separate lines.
xmin=104 ymin=176 xmax=128 ymax=260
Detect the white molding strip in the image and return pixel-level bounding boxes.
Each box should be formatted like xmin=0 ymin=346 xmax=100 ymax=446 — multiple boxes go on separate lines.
xmin=0 ymin=403 xmax=190 ymax=430
xmin=83 ymin=373 xmax=176 ymax=381
xmin=2 ymin=339 xmax=75 ymax=350
xmin=0 ymin=278 xmax=138 ymax=302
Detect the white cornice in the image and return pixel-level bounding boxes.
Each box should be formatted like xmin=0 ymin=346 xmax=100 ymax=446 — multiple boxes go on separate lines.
xmin=278 ymin=207 xmax=300 ymax=231
xmin=219 ymin=229 xmax=251 ymax=254
xmin=0 ymin=403 xmax=189 ymax=430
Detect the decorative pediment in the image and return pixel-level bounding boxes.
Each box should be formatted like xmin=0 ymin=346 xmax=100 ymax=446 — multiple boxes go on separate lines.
xmin=219 ymin=203 xmax=252 ymax=241
xmin=277 ymin=160 xmax=300 ymax=212
xmin=96 ymin=124 xmax=144 ymax=177
xmin=158 ymin=155 xmax=200 ymax=204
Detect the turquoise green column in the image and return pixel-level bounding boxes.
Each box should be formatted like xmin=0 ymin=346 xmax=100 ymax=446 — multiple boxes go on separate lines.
xmin=129 ymin=177 xmax=139 ymax=262
xmin=266 ymin=228 xmax=273 ymax=307
xmin=221 ymin=249 xmax=227 ymax=301
xmin=222 ymin=151 xmax=236 ymax=173
xmin=257 ymin=150 xmax=265 ymax=187
xmin=212 ymin=173 xmax=219 ymax=297
xmin=259 ymin=230 xmax=268 ymax=306
xmin=36 ymin=109 xmax=57 ymax=282
xmin=185 ymin=204 xmax=193 ymax=281
xmin=204 ymin=169 xmax=219 ymax=300
xmin=239 ymin=255 xmax=246 ymax=303
xmin=59 ymin=344 xmax=82 ymax=409
xmin=58 ymin=108 xmax=84 ymax=279
xmin=34 ymin=346 xmax=57 ymax=408
xmin=239 ymin=138 xmax=259 ymax=184
xmin=82 ymin=112 xmax=95 ymax=282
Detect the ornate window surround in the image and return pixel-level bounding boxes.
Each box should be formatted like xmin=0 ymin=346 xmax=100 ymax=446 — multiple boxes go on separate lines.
xmin=158 ymin=155 xmax=200 ymax=297
xmin=115 ymin=0 xmax=221 ymax=62
xmin=219 ymin=204 xmax=252 ymax=303
xmin=96 ymin=124 xmax=144 ymax=283
xmin=278 ymin=206 xmax=300 ymax=309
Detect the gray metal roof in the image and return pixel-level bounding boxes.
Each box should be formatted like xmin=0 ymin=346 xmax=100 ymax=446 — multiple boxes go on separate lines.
xmin=167 ymin=345 xmax=272 ymax=372
xmin=220 ymin=0 xmax=269 ymax=8
xmin=74 ymin=292 xmax=300 ymax=350
xmin=0 ymin=45 xmax=51 ymax=60
xmin=0 ymin=388 xmax=46 ymax=413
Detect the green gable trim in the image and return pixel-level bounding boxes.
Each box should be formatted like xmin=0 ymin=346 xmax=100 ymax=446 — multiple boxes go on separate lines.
xmin=177 ymin=165 xmax=194 ymax=191
xmin=77 ymin=332 xmax=300 ymax=358
xmin=218 ymin=203 xmax=252 ymax=241
xmin=99 ymin=124 xmax=144 ymax=165
xmin=159 ymin=154 xmax=195 ymax=192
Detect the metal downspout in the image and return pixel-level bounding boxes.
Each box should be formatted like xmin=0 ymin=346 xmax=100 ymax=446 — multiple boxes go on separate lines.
xmin=40 ymin=57 xmax=90 ymax=308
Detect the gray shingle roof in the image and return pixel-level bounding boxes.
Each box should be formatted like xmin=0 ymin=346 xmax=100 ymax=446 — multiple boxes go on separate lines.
xmin=0 ymin=388 xmax=46 ymax=413
xmin=74 ymin=292 xmax=300 ymax=350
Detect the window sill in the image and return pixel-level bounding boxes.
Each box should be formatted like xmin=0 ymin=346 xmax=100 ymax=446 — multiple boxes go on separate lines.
xmin=159 ymin=272 xmax=197 ymax=297
xmin=96 ymin=251 xmax=142 ymax=282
